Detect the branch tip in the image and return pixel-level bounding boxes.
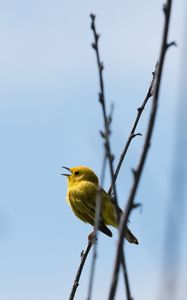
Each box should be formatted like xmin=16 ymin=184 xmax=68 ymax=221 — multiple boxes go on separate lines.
xmin=166 ymin=41 xmax=177 ymax=49
xmin=75 ymin=280 xmax=79 ymax=287
xmin=107 ymin=116 xmax=112 ymax=125
xmin=90 ymin=13 xmax=95 ymax=21
xmin=100 ymin=130 xmax=106 ymax=139
xmin=96 ymin=33 xmax=100 ymax=41
xmin=100 ymin=62 xmax=104 ymax=71
xmin=133 ymin=202 xmax=142 ymax=209
xmin=163 ymin=3 xmax=168 ymax=15
xmin=90 ymin=13 xmax=95 ymax=18
xmin=137 ymin=106 xmax=143 ymax=113
xmin=131 ymin=168 xmax=137 ymax=177
xmin=99 ymin=93 xmax=104 ymax=103
xmin=91 ymin=42 xmax=96 ymax=50
xmin=132 ymin=132 xmax=142 ymax=138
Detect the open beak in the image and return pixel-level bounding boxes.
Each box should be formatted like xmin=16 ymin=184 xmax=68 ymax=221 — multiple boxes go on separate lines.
xmin=61 ymin=166 xmax=72 ymax=177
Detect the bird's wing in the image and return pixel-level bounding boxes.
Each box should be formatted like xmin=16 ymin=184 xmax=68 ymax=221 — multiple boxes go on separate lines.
xmin=68 ymin=184 xmax=112 ymax=237
xmin=98 ymin=188 xmax=138 ymax=243
xmin=99 ymin=187 xmax=132 ymax=225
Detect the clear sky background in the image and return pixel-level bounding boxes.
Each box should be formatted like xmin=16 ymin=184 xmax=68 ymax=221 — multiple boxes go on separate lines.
xmin=0 ymin=1 xmax=187 ymax=300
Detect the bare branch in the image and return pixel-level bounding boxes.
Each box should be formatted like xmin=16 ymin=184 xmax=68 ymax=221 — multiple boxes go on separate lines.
xmin=90 ymin=14 xmax=132 ymax=300
xmin=108 ymin=67 xmax=156 ymax=195
xmin=69 ymin=241 xmax=93 ymax=300
xmin=108 ymin=1 xmax=174 ymax=299
xmin=90 ymin=14 xmax=118 ymax=203
xmin=121 ymin=253 xmax=133 ymax=300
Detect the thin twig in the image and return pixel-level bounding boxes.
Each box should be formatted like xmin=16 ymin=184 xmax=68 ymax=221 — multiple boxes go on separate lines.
xmin=108 ymin=69 xmax=156 ymax=195
xmin=90 ymin=14 xmax=132 ymax=300
xmin=90 ymin=13 xmax=118 ymax=205
xmin=108 ymin=1 xmax=174 ymax=299
xmin=121 ymin=253 xmax=133 ymax=300
xmin=69 ymin=241 xmax=93 ymax=300
xmin=69 ymin=16 xmax=116 ymax=300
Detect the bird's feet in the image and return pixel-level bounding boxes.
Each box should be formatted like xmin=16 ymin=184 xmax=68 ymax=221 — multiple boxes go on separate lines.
xmin=88 ymin=230 xmax=97 ymax=244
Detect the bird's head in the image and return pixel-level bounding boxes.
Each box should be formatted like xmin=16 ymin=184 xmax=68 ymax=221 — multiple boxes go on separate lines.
xmin=62 ymin=166 xmax=99 ymax=187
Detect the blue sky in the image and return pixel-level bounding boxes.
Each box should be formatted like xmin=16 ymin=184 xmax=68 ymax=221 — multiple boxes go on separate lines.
xmin=0 ymin=1 xmax=187 ymax=299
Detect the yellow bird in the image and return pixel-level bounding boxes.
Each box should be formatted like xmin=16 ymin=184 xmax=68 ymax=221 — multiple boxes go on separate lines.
xmin=62 ymin=166 xmax=138 ymax=244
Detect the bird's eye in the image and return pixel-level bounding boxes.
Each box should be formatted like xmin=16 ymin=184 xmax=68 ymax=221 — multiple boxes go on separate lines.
xmin=74 ymin=171 xmax=79 ymax=176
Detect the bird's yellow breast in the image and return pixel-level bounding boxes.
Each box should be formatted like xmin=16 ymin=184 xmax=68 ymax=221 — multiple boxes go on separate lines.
xmin=66 ymin=181 xmax=98 ymax=224
xmin=66 ymin=181 xmax=97 ymax=209
xmin=66 ymin=180 xmax=118 ymax=228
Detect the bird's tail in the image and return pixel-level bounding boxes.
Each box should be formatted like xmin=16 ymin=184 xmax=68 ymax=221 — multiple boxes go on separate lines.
xmin=125 ymin=227 xmax=139 ymax=245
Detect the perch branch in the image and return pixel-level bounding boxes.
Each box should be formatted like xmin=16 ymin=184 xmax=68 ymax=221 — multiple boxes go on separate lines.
xmin=69 ymin=241 xmax=93 ymax=300
xmin=87 ymin=153 xmax=107 ymax=300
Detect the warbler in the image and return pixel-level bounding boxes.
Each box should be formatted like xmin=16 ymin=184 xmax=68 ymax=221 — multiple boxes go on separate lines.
xmin=62 ymin=166 xmax=138 ymax=244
